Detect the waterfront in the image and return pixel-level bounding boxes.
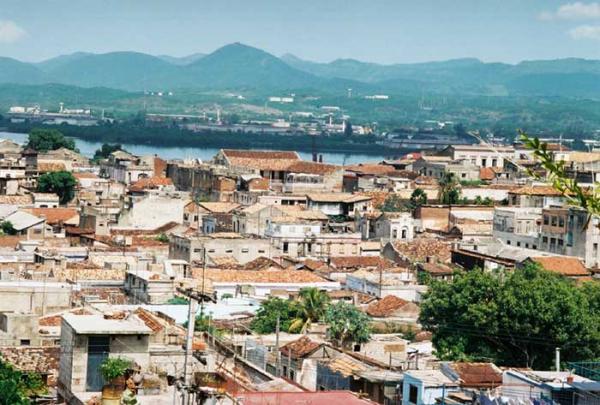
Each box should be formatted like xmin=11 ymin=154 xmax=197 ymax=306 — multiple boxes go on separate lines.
xmin=0 ymin=131 xmax=391 ymax=165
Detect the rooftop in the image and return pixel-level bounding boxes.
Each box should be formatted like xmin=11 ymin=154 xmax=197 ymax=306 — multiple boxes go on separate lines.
xmin=529 ymin=256 xmax=589 ymax=277
xmin=393 ymin=238 xmax=452 ymax=264
xmin=203 ymin=269 xmax=331 ymax=284
xmin=62 ymin=312 xmax=153 ymax=335
xmin=236 ymin=391 xmax=376 ymax=405
xmin=366 ymin=295 xmax=411 ymax=317
xmin=280 ymin=336 xmax=322 ymax=358
xmin=306 ymin=193 xmax=372 ymax=203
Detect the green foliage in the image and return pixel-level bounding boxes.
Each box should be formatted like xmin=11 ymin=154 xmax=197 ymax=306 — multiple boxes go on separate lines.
xmin=221 ymin=293 xmax=233 ymax=300
xmin=166 ymin=296 xmax=189 ymax=305
xmin=439 ymin=172 xmax=461 ymax=204
xmin=521 ymin=132 xmax=600 ymax=216
xmin=380 ymin=194 xmax=406 ymax=212
xmin=26 ymin=128 xmax=75 ymax=152
xmin=154 ymin=233 xmax=169 ymax=243
xmin=289 ymin=288 xmax=330 ymax=333
xmin=93 ymin=143 xmax=123 ymax=162
xmin=99 ymin=357 xmax=131 ymax=382
xmin=408 ymin=188 xmax=428 ymax=211
xmin=192 ymin=313 xmax=218 ymax=334
xmin=473 ymin=196 xmax=494 ymax=206
xmin=0 ymin=221 xmax=16 ymax=236
xmin=37 ymin=171 xmax=77 ymax=204
xmin=0 ymin=359 xmax=45 ymax=405
xmin=324 ymin=301 xmax=371 ymax=347
xmin=460 ymin=179 xmax=483 ymax=186
xmin=419 ymin=263 xmax=600 ymax=368
xmin=250 ymin=298 xmax=298 ymax=334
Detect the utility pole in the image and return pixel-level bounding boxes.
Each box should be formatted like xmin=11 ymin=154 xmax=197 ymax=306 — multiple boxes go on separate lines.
xmin=183 ymin=296 xmax=198 ymax=405
xmin=274 ymin=314 xmax=281 ymax=377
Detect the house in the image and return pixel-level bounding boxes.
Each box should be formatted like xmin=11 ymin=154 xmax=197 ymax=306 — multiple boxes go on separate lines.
xmin=346 ymin=269 xmax=426 ymax=301
xmin=306 ymin=193 xmax=372 ymax=218
xmin=272 ymin=336 xmax=328 ymax=384
xmin=402 ymin=369 xmax=459 ymax=405
xmin=501 ymin=370 xmax=595 ymax=405
xmin=521 ymin=257 xmax=590 ymax=278
xmin=32 ymin=192 xmax=59 ymax=208
xmin=440 ymin=362 xmax=502 ymax=389
xmin=416 ymin=260 xmax=454 ymax=281
xmin=124 ymin=270 xmax=178 ymax=304
xmin=508 ymin=185 xmax=566 ymax=208
xmin=24 ymin=207 xmax=79 ymax=238
xmin=493 ymin=207 xmax=542 ymax=250
xmin=169 ymin=233 xmax=272 ymax=265
xmin=383 ymin=238 xmax=452 ymax=267
xmin=201 ymin=268 xmax=340 ymax=299
xmin=57 ymin=311 xmax=152 ymax=400
xmin=373 ymin=211 xmax=415 ymax=241
xmin=3 ymin=210 xmax=46 ymax=239
xmin=117 ymin=191 xmax=189 ymax=230
xmin=439 ymin=144 xmax=515 ymax=168
xmin=366 ymin=295 xmax=420 ymax=321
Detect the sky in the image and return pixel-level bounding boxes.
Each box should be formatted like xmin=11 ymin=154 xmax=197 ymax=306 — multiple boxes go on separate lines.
xmin=1 ymin=0 xmax=600 ymax=64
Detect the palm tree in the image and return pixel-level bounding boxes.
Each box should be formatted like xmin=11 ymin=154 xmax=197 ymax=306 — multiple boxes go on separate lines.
xmin=288 ymin=288 xmax=330 ymax=333
xmin=439 ymin=172 xmax=460 ymax=204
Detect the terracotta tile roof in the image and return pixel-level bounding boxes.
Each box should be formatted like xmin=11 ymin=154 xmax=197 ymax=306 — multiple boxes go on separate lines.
xmin=38 ymin=162 xmax=66 ymax=172
xmin=241 ymin=256 xmax=284 ymax=271
xmin=39 ymin=308 xmax=92 ymax=327
xmin=24 ymin=208 xmax=78 ymax=225
xmin=366 ymin=295 xmax=410 ymax=317
xmin=53 ymin=262 xmax=125 ymax=281
xmin=129 ymin=176 xmax=173 ymax=192
xmin=134 ymin=307 xmax=165 ymax=333
xmin=326 ymin=355 xmax=369 ymax=377
xmin=509 ymin=186 xmax=563 ymax=196
xmin=223 ymin=149 xmax=300 ymax=160
xmin=345 ymin=163 xmax=400 ymax=176
xmin=418 ymin=262 xmax=454 ymax=275
xmin=287 ymin=161 xmax=340 ymax=175
xmin=0 ymin=346 xmax=60 ymax=385
xmin=529 ymin=256 xmax=589 ymax=277
xmin=479 ymin=167 xmax=501 ymax=181
xmin=450 ymin=362 xmax=503 ymax=387
xmin=280 ymin=336 xmax=322 ymax=358
xmin=393 ymin=238 xmax=452 ymax=264
xmin=0 ymin=235 xmax=23 ymax=248
xmin=73 ymin=172 xmax=99 ymax=179
xmin=0 ymin=195 xmax=32 ymax=205
xmin=330 ymin=256 xmax=393 ymax=271
xmin=359 ymin=191 xmax=390 ymax=209
xmin=302 ymin=258 xmax=329 ymax=272
xmin=202 ymin=269 xmax=327 ymax=283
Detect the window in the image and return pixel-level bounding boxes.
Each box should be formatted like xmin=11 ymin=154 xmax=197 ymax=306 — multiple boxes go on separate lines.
xmin=241 ymin=248 xmax=249 ymax=253
xmin=283 ymin=242 xmax=289 ymax=253
xmin=392 ymin=229 xmax=398 ymax=239
xmin=208 ymin=249 xmax=215 ymax=253
xmin=551 ymin=216 xmax=558 ymax=227
xmin=559 ymin=217 xmax=565 ymax=227
xmin=532 ymin=245 xmax=537 ymax=249
xmin=353 ymin=344 xmax=361 ymax=352
xmin=461 ymin=173 xmax=466 ymax=178
xmin=402 ymin=229 xmax=407 ymax=239
xmin=516 ymin=242 xmax=521 ymax=247
xmin=525 ymin=243 xmax=529 ymax=248
xmin=507 ymin=240 xmax=511 ymax=245
xmin=558 ymin=239 xmax=564 ymax=247
xmin=258 ymin=250 xmax=266 ymax=254
xmin=481 ymin=158 xmax=487 ymax=167
xmin=543 ymin=215 xmax=549 ymax=225
xmin=409 ymin=385 xmax=419 ymax=404
xmin=542 ymin=236 xmax=548 ymax=244
xmin=225 ymin=249 xmax=233 ymax=254
xmin=20 ymin=339 xmax=30 ymax=346
xmin=193 ymin=248 xmax=202 ymax=253
xmin=492 ymin=158 xmax=498 ymax=167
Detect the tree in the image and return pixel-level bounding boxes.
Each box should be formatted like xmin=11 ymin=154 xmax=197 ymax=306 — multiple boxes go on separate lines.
xmin=0 ymin=359 xmax=45 ymax=405
xmin=380 ymin=193 xmax=405 ymax=212
xmin=408 ymin=188 xmax=428 ymax=211
xmin=344 ymin=121 xmax=353 ymax=137
xmin=324 ymin=301 xmax=371 ymax=348
xmin=26 ymin=128 xmax=75 ymax=152
xmin=439 ymin=172 xmax=461 ymax=204
xmin=93 ymin=143 xmax=123 ymax=162
xmin=250 ymin=298 xmax=298 ymax=334
xmin=37 ymin=171 xmax=77 ymax=205
xmin=289 ymin=288 xmax=330 ymax=333
xmin=419 ymin=263 xmax=600 ymax=368
xmin=0 ymin=221 xmax=16 ymax=236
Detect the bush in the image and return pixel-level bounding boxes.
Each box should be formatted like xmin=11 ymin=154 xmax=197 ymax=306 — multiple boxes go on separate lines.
xmin=100 ymin=357 xmax=131 ymax=382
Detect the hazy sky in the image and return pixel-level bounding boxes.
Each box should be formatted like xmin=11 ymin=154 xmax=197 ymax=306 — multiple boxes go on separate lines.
xmin=1 ymin=0 xmax=600 ymax=64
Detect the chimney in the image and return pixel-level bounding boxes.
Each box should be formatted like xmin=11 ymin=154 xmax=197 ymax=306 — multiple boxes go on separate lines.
xmin=319 ymin=154 xmax=323 ymax=163
xmin=312 ymin=153 xmax=318 ymax=162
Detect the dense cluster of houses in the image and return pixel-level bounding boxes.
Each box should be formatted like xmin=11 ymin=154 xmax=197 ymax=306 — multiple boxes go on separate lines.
xmin=0 ymin=139 xmax=597 ymax=404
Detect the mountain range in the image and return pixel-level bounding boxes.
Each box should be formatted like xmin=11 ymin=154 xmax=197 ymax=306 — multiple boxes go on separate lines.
xmin=2 ymin=42 xmax=600 ymax=98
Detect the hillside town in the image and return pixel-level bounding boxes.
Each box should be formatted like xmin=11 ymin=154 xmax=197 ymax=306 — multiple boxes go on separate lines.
xmin=0 ymin=128 xmax=597 ymax=405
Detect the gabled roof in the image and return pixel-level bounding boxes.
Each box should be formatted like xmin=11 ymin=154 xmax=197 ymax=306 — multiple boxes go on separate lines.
xmin=4 ymin=210 xmax=45 ymax=230
xmin=280 ymin=336 xmax=322 ymax=359
xmin=198 ymin=202 xmax=240 ymax=213
xmin=366 ymin=295 xmax=411 ymax=317
xmin=24 ymin=208 xmax=78 ymax=225
xmin=509 ymin=186 xmax=563 ymax=196
xmin=528 ymin=256 xmax=589 ymax=277
xmin=448 ymin=362 xmax=503 ymax=388
xmin=129 ymin=176 xmax=173 ymax=192
xmin=329 ymin=256 xmax=392 ymax=271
